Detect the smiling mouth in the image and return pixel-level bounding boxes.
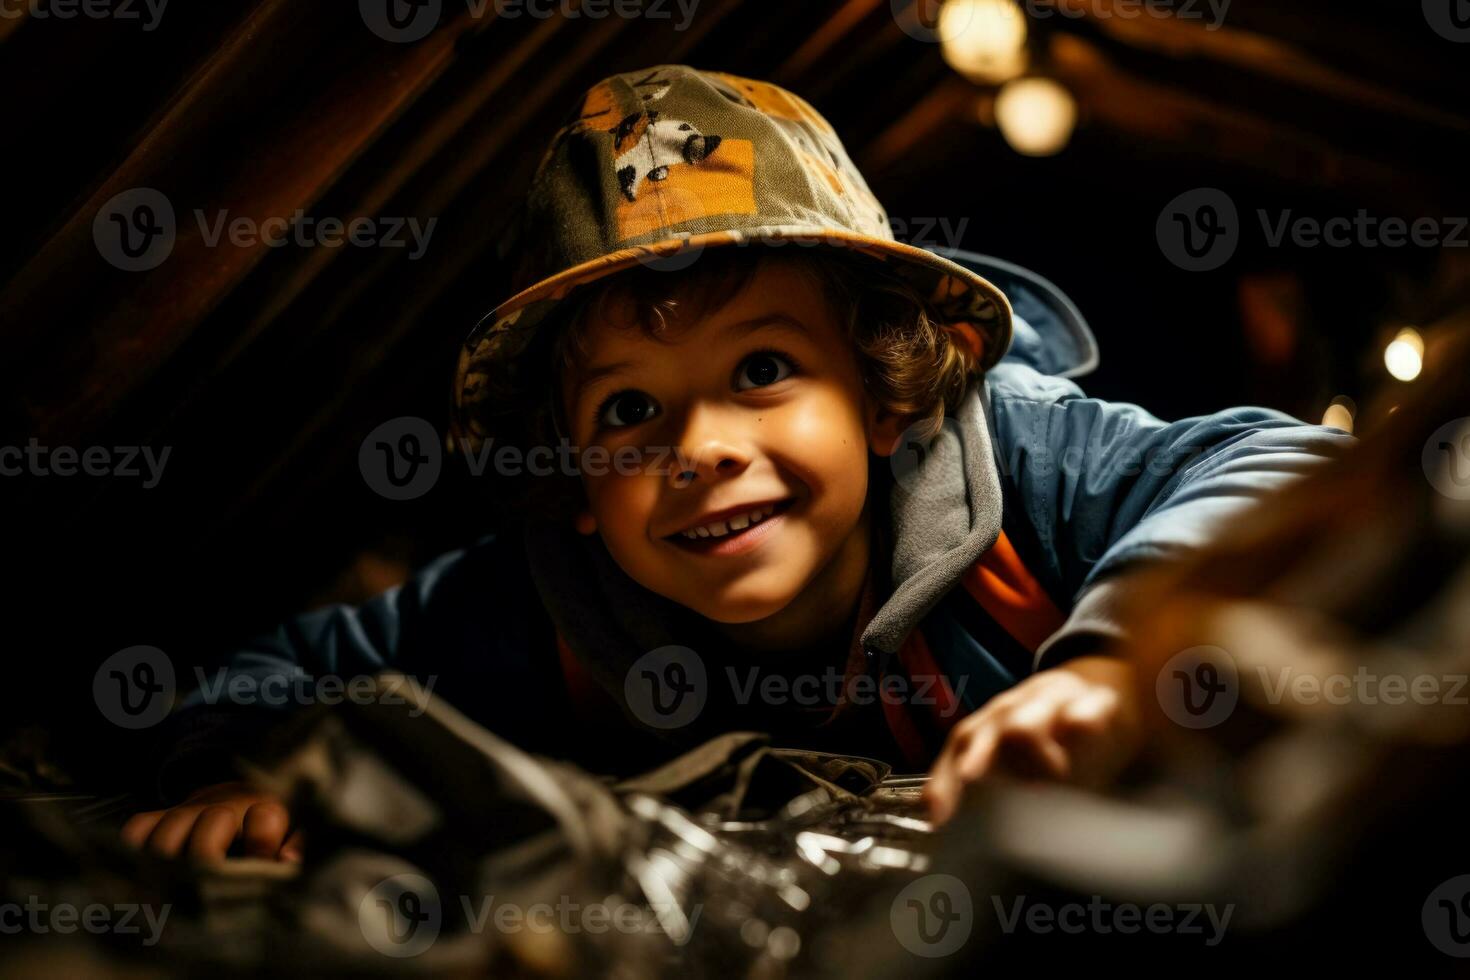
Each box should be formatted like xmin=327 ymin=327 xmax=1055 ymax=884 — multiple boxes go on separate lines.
xmin=664 ymin=498 xmax=795 ymax=550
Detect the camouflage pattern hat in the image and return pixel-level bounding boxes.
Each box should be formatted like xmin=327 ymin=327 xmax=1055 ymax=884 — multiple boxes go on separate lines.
xmin=450 ymin=64 xmax=1013 ymax=452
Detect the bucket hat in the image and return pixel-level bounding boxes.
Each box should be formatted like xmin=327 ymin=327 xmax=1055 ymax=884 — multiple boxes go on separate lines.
xmin=450 ymin=64 xmax=1013 ymax=452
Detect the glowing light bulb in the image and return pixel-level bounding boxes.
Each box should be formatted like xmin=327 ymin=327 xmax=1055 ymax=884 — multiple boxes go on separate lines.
xmin=1384 ymin=327 xmax=1424 ymax=382
xmin=940 ymin=0 xmax=1029 ymax=84
xmin=994 ymin=77 xmax=1078 ymax=156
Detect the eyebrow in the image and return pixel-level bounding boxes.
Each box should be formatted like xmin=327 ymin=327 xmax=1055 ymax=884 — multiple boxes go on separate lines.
xmin=573 ymin=313 xmax=810 ymax=392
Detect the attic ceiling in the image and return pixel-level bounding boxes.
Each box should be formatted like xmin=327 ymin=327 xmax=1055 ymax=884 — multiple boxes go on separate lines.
xmin=3 ymin=0 xmax=1466 ymax=756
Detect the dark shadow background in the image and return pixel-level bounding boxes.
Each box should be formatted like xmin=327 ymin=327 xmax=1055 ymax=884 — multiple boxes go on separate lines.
xmin=1 ymin=0 xmax=1467 ymax=789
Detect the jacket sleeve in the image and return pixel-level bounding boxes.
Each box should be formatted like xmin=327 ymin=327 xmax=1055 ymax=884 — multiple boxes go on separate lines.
xmin=984 ymin=361 xmax=1356 ymax=670
xmin=154 ymin=531 xmax=552 ymax=801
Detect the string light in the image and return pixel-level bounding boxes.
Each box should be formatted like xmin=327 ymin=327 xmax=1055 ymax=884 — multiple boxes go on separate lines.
xmin=1384 ymin=327 xmax=1424 ymax=382
xmin=940 ymin=0 xmax=1029 ymax=84
xmin=994 ymin=77 xmax=1078 ymax=156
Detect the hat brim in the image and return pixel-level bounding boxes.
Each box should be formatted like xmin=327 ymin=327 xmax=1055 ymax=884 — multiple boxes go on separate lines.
xmin=450 ymin=225 xmax=1014 ymax=451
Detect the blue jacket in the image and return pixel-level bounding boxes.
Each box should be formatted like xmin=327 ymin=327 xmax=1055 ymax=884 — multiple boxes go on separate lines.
xmin=159 ymin=248 xmax=1355 ymax=789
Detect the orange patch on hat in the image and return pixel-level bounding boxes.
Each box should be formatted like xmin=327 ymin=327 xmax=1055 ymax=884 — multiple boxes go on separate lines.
xmin=799 ymin=149 xmax=847 ymax=198
xmin=577 ymin=80 xmax=618 ymax=129
xmin=708 ymin=72 xmax=836 ymax=136
xmin=615 ymin=138 xmax=758 ymax=241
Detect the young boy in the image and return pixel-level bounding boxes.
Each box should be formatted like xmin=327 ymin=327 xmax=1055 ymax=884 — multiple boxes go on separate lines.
xmin=123 ymin=65 xmax=1352 ymax=863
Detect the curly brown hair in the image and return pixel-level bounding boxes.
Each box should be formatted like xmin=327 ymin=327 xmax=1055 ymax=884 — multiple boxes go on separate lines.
xmin=463 ymin=244 xmax=982 ymax=523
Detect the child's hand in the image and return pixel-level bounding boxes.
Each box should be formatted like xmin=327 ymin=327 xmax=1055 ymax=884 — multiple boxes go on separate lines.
xmin=923 ymin=655 xmax=1140 ymax=825
xmin=121 ymin=781 xmax=303 ymax=863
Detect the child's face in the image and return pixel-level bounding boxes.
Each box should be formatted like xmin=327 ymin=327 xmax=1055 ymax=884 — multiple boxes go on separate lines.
xmin=561 ymin=258 xmax=906 ymax=624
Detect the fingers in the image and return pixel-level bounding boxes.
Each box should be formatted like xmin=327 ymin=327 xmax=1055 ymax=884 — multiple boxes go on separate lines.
xmin=924 ymin=714 xmax=1003 ymax=824
xmin=992 ymin=686 xmax=1075 ymax=781
xmin=119 ymin=783 xmax=298 ymax=864
xmin=1055 ymin=686 xmax=1132 ymax=788
xmin=143 ymin=807 xmax=206 ymax=859
xmin=278 ymin=829 xmax=306 ymax=864
xmin=186 ymin=806 xmax=243 ymax=863
xmin=954 ymin=724 xmax=1001 ymax=782
xmin=1053 ymin=686 xmax=1115 ymax=754
xmin=924 ymin=665 xmax=1137 ymax=825
xmin=240 ymin=801 xmax=292 ymax=859
xmin=121 ymin=810 xmax=165 ymax=850
xmin=994 ymin=726 xmax=1071 ymax=781
xmin=923 ymin=759 xmax=963 ymax=826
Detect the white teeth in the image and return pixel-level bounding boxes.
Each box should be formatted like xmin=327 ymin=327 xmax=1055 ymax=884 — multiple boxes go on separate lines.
xmin=678 ymin=502 xmax=783 ymax=541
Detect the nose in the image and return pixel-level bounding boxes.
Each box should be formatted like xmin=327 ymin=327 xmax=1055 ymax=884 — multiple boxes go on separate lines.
xmin=667 ymin=402 xmax=752 ymax=489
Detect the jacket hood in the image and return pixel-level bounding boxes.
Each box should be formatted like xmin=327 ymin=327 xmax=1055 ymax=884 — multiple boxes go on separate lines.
xmin=523 ymin=251 xmax=1094 ymax=738
xmin=927 ymin=246 xmax=1098 ymax=380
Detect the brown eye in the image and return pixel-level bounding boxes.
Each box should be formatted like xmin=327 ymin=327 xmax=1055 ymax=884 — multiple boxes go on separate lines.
xmin=598 ymin=391 xmax=659 ymax=429
xmin=736 ymin=352 xmax=795 ymax=390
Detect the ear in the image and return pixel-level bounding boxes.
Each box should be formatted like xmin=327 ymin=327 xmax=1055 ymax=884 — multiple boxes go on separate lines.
xmin=865 ymin=400 xmax=913 ymax=458
xmin=573 ymin=509 xmax=598 ymax=536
